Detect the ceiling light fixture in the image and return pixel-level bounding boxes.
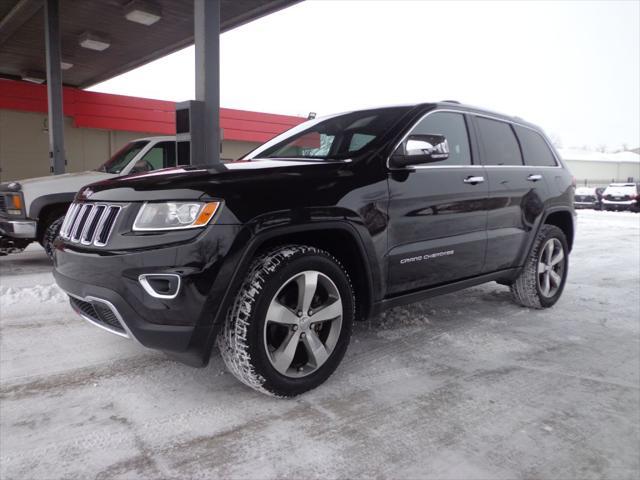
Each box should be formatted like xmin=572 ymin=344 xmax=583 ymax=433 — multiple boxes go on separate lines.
xmin=21 ymin=70 xmax=46 ymax=84
xmin=124 ymin=0 xmax=162 ymax=26
xmin=78 ymin=32 xmax=111 ymax=51
xmin=61 ymin=61 xmax=74 ymax=70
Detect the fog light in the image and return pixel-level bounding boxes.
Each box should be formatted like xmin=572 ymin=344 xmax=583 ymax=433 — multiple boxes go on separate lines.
xmin=139 ymin=274 xmax=181 ymax=299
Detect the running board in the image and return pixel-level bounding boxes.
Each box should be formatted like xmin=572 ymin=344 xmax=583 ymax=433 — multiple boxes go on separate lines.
xmin=373 ymin=268 xmax=521 ymax=315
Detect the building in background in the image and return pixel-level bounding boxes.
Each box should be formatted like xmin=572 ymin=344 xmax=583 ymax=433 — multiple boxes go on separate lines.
xmin=3 ymin=79 xmax=638 ymax=187
xmin=559 ymin=149 xmax=640 ymax=187
xmin=0 ymin=80 xmax=305 ymax=182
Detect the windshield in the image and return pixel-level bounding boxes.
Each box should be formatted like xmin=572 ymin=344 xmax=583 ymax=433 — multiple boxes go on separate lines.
xmin=244 ymin=107 xmax=411 ymax=161
xmin=96 ymin=141 xmax=148 ymax=174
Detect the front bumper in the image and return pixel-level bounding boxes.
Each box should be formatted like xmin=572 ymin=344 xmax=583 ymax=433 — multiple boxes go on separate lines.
xmin=55 ymin=269 xmax=196 ymax=351
xmin=602 ymin=200 xmax=638 ymax=210
xmin=0 ymin=218 xmax=37 ymax=238
xmin=574 ymin=201 xmax=597 ymax=209
xmin=53 ymin=224 xmax=241 ymax=356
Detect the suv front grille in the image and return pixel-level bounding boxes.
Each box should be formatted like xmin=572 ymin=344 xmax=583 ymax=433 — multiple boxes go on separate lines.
xmin=60 ymin=202 xmax=122 ymax=247
xmin=0 ymin=195 xmax=6 ymax=215
xmin=69 ymin=296 xmax=125 ymax=334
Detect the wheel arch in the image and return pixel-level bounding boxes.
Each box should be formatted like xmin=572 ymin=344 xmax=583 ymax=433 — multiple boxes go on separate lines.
xmin=543 ymin=208 xmax=575 ymax=252
xmin=254 ymin=224 xmax=377 ymax=322
xmin=31 ymin=194 xmax=74 ymax=242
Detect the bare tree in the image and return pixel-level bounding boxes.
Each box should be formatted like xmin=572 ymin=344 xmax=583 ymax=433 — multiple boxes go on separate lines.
xmin=549 ymin=132 xmax=563 ymax=149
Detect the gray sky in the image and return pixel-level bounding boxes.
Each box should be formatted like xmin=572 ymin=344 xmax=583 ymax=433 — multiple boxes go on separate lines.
xmin=89 ymin=0 xmax=640 ymax=150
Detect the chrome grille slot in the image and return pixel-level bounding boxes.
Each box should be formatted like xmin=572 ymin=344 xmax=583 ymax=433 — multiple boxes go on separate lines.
xmin=95 ymin=206 xmax=121 ymax=246
xmin=60 ymin=202 xmax=122 ymax=247
xmin=60 ymin=203 xmax=81 ymax=239
xmin=71 ymin=204 xmax=93 ymax=242
xmin=81 ymin=205 xmax=106 ymax=244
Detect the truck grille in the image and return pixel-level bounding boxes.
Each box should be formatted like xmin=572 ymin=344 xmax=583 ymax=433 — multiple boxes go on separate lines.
xmin=0 ymin=195 xmax=6 ymax=214
xmin=69 ymin=296 xmax=126 ymax=334
xmin=60 ymin=202 xmax=121 ymax=246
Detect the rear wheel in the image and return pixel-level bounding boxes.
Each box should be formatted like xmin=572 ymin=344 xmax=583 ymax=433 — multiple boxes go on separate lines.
xmin=510 ymin=225 xmax=569 ymax=309
xmin=218 ymin=245 xmax=354 ymax=397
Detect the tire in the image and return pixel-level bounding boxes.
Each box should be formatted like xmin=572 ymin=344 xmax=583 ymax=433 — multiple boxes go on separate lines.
xmin=218 ymin=245 xmax=354 ymax=397
xmin=42 ymin=215 xmax=65 ymax=259
xmin=510 ymin=225 xmax=569 ymax=309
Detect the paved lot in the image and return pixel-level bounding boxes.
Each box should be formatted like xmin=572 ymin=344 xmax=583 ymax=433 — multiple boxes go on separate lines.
xmin=1 ymin=210 xmax=639 ymax=479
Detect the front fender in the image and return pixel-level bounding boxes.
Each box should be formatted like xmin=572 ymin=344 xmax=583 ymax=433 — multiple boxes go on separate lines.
xmin=28 ymin=192 xmax=75 ymax=220
xmin=174 ymin=216 xmax=380 ymax=367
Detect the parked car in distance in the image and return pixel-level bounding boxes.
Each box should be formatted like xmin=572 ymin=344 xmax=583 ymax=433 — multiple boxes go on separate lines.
xmin=602 ymin=183 xmax=640 ymax=212
xmin=53 ymin=102 xmax=575 ymax=397
xmin=0 ymin=136 xmax=176 ymax=257
xmin=574 ymin=186 xmax=604 ymax=210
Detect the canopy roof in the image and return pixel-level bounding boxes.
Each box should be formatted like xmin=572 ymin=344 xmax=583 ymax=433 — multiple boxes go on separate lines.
xmin=0 ymin=0 xmax=299 ymax=88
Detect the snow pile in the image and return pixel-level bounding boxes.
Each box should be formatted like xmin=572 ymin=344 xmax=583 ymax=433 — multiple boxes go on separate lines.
xmin=0 ymin=284 xmax=67 ymax=307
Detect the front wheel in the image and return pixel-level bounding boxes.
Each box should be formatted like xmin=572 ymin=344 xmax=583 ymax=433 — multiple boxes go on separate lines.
xmin=510 ymin=225 xmax=569 ymax=309
xmin=42 ymin=214 xmax=65 ymax=259
xmin=218 ymin=245 xmax=354 ymax=397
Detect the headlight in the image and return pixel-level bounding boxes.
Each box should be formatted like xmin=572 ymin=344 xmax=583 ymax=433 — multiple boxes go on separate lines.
xmin=2 ymin=193 xmax=24 ymax=216
xmin=133 ymin=201 xmax=220 ymax=231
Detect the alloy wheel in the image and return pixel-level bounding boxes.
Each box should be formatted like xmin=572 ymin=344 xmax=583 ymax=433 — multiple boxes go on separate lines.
xmin=263 ymin=271 xmax=343 ymax=378
xmin=537 ymin=238 xmax=565 ymax=298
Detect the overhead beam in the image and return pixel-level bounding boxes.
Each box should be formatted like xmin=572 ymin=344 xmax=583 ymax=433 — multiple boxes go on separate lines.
xmin=0 ymin=0 xmax=42 ymax=46
xmin=44 ymin=0 xmax=65 ymax=175
xmin=194 ymin=0 xmax=221 ymax=166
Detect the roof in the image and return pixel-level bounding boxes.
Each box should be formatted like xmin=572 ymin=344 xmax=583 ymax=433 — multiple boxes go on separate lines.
xmin=0 ymin=79 xmax=305 ymax=143
xmin=0 ymin=0 xmax=300 ymax=88
xmin=559 ymin=148 xmax=640 ymax=164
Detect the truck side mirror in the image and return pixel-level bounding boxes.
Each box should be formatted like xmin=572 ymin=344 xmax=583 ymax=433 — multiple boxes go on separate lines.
xmin=390 ymin=134 xmax=449 ymax=168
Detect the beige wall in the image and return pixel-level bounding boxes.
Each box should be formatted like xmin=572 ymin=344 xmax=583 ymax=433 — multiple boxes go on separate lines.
xmin=565 ymin=159 xmax=640 ymax=186
xmin=0 ymin=109 xmax=260 ymax=182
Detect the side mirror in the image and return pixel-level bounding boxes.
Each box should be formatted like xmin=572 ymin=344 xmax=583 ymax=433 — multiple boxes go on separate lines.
xmin=390 ymin=134 xmax=449 ymax=168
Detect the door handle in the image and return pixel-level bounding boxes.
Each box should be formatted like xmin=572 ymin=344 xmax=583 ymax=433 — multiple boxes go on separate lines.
xmin=527 ymin=174 xmax=542 ymax=182
xmin=463 ymin=176 xmax=484 ymax=184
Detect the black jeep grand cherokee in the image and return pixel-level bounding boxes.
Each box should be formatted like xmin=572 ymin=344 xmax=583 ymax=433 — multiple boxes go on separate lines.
xmin=53 ymin=102 xmax=575 ymax=397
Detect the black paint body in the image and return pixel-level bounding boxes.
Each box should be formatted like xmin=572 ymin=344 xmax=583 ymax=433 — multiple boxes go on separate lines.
xmin=53 ymin=102 xmax=576 ymax=366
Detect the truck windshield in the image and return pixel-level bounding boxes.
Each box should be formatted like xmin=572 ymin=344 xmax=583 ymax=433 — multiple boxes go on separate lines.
xmin=96 ymin=141 xmax=148 ymax=174
xmin=244 ymin=107 xmax=411 ymax=161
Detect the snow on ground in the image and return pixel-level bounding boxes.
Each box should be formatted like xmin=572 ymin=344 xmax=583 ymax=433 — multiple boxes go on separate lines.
xmin=1 ymin=210 xmax=639 ymax=479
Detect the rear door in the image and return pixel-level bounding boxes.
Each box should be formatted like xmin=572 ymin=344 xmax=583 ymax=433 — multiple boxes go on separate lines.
xmin=386 ymin=111 xmax=489 ymax=295
xmin=474 ymin=116 xmax=551 ymax=272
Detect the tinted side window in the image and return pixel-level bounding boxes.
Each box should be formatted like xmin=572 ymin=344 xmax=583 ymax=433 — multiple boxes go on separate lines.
xmin=408 ymin=112 xmax=471 ymax=165
xmin=476 ymin=117 xmax=523 ymax=166
xmin=514 ymin=126 xmax=557 ymax=167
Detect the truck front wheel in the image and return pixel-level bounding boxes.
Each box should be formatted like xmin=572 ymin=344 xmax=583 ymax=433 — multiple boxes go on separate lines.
xmin=218 ymin=245 xmax=354 ymax=397
xmin=41 ymin=214 xmax=65 ymax=259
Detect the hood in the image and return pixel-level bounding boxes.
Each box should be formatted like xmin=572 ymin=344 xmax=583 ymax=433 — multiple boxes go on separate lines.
xmin=79 ymin=158 xmax=354 ymax=204
xmin=16 ymin=171 xmax=116 ymax=215
xmin=18 ymin=170 xmax=115 ymax=188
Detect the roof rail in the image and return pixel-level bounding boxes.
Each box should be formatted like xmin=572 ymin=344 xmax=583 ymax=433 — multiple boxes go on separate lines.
xmin=441 ymin=100 xmax=461 ymax=104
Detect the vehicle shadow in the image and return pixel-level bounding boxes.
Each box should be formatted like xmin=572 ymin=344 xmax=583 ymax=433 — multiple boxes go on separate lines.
xmin=0 ymin=248 xmax=51 ymax=276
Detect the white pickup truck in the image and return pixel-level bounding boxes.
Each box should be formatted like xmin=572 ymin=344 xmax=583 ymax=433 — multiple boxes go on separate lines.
xmin=0 ymin=136 xmax=176 ymax=257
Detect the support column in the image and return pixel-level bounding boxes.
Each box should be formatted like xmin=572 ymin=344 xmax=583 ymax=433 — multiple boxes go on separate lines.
xmin=44 ymin=0 xmax=66 ymax=174
xmin=194 ymin=0 xmax=221 ymax=166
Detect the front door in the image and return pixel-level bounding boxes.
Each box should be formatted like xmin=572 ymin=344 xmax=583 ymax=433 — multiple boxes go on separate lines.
xmin=386 ymin=111 xmax=489 ymax=295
